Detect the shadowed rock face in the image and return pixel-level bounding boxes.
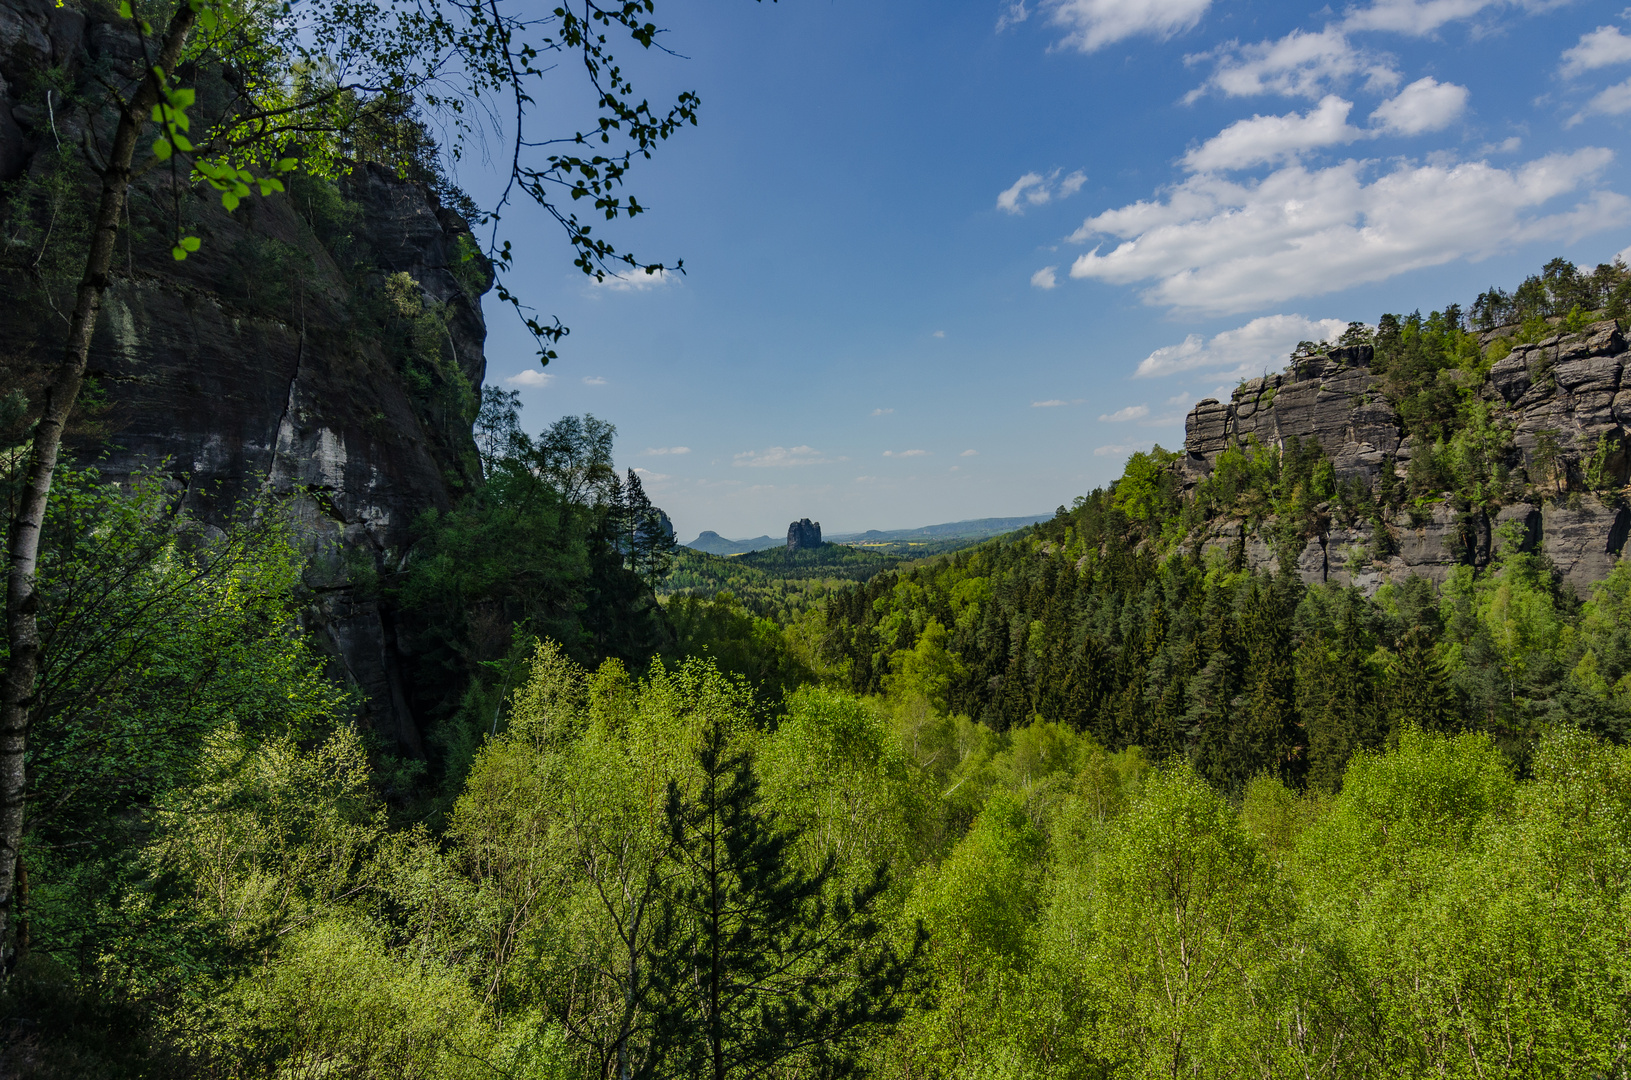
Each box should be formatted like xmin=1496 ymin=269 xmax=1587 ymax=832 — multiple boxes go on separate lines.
xmin=1 ymin=0 xmax=490 ymax=754
xmin=1179 ymin=322 xmax=1631 ymax=596
xmin=787 ymin=519 xmax=823 ymax=551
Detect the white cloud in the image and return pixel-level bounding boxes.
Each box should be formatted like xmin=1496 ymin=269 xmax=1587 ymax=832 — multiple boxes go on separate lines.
xmin=1182 ymin=83 xmax=1466 ymax=173
xmin=1045 ymin=0 xmax=1212 ymax=53
xmin=644 ymin=446 xmax=691 ymax=455
xmin=1342 ymin=0 xmax=1499 ymax=35
xmin=1067 ymin=149 xmax=1627 ymax=314
xmin=1166 ymin=392 xmax=1194 ymax=404
xmin=997 ymin=169 xmax=1088 ymax=214
xmin=961 ymin=449 xmax=979 ymax=456
xmin=998 ymin=172 xmax=1048 ymax=213
xmin=632 ymin=468 xmax=670 ymax=482
xmin=1185 ymin=96 xmax=1361 ymax=171
xmin=997 ymin=0 xmax=1029 ymax=32
xmin=581 ymin=375 xmax=607 ymax=386
xmin=1573 ymin=77 xmax=1631 ymax=122
xmin=1563 ymin=26 xmax=1631 ymax=77
xmin=1187 ymin=29 xmax=1399 ymax=101
xmin=933 ymin=330 xmax=946 ymax=338
xmin=1369 ymin=77 xmax=1468 ymax=135
xmin=871 ymin=407 xmax=895 ymax=415
xmin=1032 ymin=266 xmax=1059 ymax=289
xmin=1032 ymin=399 xmax=1070 ymax=407
xmin=1099 ymin=404 xmax=1151 ymax=421
xmin=1135 ymin=314 xmax=1350 ymax=378
xmin=883 ymin=449 xmax=929 ymax=457
xmin=734 ymin=446 xmax=841 ymax=467
xmin=590 ymin=267 xmax=677 ymax=292
xmin=503 ymin=370 xmax=554 ymax=387
xmin=1094 ymin=442 xmax=1147 ymax=457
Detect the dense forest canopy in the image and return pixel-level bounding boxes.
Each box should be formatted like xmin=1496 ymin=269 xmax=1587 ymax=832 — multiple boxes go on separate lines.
xmin=4 ymin=244 xmax=1631 ymax=1075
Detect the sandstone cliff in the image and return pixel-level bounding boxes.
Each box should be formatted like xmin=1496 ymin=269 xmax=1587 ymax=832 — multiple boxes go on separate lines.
xmin=1 ymin=0 xmax=490 ymax=755
xmin=1179 ymin=319 xmax=1630 ymax=595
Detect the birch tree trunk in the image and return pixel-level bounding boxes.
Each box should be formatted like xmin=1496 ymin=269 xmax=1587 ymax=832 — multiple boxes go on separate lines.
xmin=0 ymin=3 xmax=197 ymax=964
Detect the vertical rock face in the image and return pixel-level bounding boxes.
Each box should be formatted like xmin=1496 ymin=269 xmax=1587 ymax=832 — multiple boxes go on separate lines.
xmin=1 ymin=0 xmax=490 ymax=754
xmin=1178 ymin=323 xmax=1631 ymax=596
xmin=787 ymin=519 xmax=823 ymax=551
xmin=1184 ymin=344 xmax=1399 ymax=486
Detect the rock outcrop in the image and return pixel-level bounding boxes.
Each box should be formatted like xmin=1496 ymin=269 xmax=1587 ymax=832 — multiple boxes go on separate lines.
xmin=1 ymin=0 xmax=490 ymax=754
xmin=787 ymin=519 xmax=823 ymax=551
xmin=1178 ymin=321 xmax=1631 ymax=596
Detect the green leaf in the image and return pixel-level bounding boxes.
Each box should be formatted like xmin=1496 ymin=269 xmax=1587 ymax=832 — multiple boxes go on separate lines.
xmin=198 ymin=7 xmax=217 ymax=29
xmin=172 ymin=244 xmax=188 ymax=260
xmin=221 ymin=191 xmax=239 ymax=211
xmin=276 ymin=158 xmax=297 ymax=172
xmin=170 ymin=88 xmax=196 ymax=109
xmin=118 ymin=0 xmax=132 ymax=16
xmin=153 ymin=138 xmax=172 ymax=161
xmin=172 ymin=133 xmax=194 ymax=152
xmin=180 ymin=236 xmax=201 ymax=252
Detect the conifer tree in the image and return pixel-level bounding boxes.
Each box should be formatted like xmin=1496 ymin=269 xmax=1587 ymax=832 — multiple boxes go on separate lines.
xmin=642 ymin=722 xmax=916 ymax=1080
xmin=1386 ymin=625 xmax=1459 ymax=733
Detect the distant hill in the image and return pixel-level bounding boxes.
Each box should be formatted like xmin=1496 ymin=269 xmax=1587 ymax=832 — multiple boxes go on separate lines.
xmin=682 ymin=531 xmax=780 ymax=556
xmin=827 ymin=515 xmax=1051 ymax=545
xmin=684 ymin=516 xmax=1048 ymax=556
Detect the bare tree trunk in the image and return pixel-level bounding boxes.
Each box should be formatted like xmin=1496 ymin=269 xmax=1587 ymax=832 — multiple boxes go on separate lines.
xmin=0 ymin=4 xmax=197 ymax=965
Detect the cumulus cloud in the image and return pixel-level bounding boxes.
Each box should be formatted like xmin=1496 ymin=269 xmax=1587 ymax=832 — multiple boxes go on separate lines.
xmin=734 ymin=446 xmax=841 ymax=467
xmin=933 ymin=330 xmax=947 ymax=338
xmin=1573 ymin=78 xmax=1631 ymax=123
xmin=1032 ymin=399 xmax=1072 ymax=407
xmin=632 ymin=468 xmax=670 ymax=482
xmin=582 ymin=375 xmax=608 ymax=386
xmin=1099 ymin=404 xmax=1151 ymax=421
xmin=1562 ymin=26 xmax=1631 ymax=77
xmin=1094 ymin=442 xmax=1148 ymax=457
xmin=644 ymin=446 xmax=691 ymax=455
xmin=590 ymin=267 xmax=677 ymax=292
xmin=1183 ymin=83 xmax=1466 ymax=172
xmin=503 ymin=370 xmax=554 ymax=387
xmin=1187 ymin=29 xmax=1399 ymax=101
xmin=1031 ymin=266 xmax=1059 ymax=289
xmin=961 ymin=449 xmax=979 ymax=456
xmin=1369 ymin=77 xmax=1468 ymax=134
xmin=871 ymin=407 xmax=895 ymax=416
xmin=997 ymin=169 xmax=1087 ymax=214
xmin=1066 ymin=149 xmax=1627 ymax=314
xmin=1046 ymin=0 xmax=1212 ymax=52
xmin=883 ymin=449 xmax=929 ymax=457
xmin=1135 ymin=315 xmax=1350 ymax=379
xmin=1185 ymin=96 xmax=1361 ymax=171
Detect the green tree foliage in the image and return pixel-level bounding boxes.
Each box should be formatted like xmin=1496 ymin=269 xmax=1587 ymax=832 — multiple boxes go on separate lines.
xmin=397 ymin=409 xmax=675 ymax=794
xmin=647 ymin=720 xmax=914 ymax=1080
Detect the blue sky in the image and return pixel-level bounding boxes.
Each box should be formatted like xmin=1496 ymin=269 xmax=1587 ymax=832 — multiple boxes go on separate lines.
xmin=471 ymin=0 xmax=1631 ymax=541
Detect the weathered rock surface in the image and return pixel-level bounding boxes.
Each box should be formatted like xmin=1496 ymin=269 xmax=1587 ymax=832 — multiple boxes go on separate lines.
xmin=787 ymin=519 xmax=823 ymax=551
xmin=1179 ymin=322 xmax=1631 ymax=596
xmin=1 ymin=0 xmax=490 ymax=754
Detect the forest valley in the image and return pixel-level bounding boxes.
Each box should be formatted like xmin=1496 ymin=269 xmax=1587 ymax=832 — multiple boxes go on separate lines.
xmin=3 ymin=250 xmax=1631 ymax=1078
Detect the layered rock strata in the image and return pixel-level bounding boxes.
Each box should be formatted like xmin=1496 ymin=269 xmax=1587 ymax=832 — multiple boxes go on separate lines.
xmin=1180 ymin=322 xmax=1630 ymax=595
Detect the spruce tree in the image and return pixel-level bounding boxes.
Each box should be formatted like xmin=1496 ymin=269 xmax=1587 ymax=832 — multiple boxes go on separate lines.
xmin=1386 ymin=625 xmax=1459 ymax=733
xmin=641 ymin=722 xmax=916 ymax=1080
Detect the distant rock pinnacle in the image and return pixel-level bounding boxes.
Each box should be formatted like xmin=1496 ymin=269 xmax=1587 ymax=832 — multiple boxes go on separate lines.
xmin=786 ymin=518 xmax=823 ymax=551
